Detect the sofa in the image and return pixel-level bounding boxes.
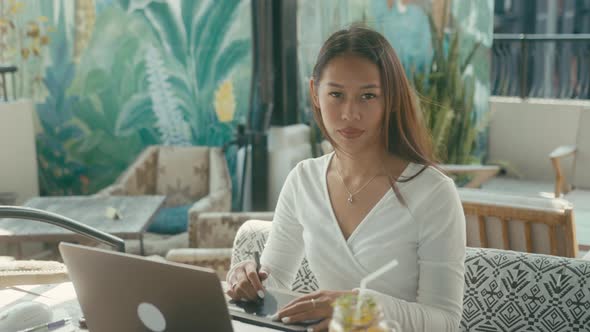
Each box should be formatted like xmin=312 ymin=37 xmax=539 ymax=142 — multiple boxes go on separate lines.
xmin=231 ymin=219 xmax=590 ymax=332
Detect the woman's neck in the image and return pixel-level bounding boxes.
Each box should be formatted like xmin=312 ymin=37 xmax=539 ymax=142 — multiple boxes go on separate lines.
xmin=334 ymin=147 xmax=391 ymax=180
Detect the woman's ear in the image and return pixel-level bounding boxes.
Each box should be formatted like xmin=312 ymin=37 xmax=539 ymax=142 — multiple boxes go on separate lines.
xmin=309 ymin=79 xmax=320 ymax=108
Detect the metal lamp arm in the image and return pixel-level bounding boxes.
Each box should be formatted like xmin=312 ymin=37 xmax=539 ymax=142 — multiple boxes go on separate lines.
xmin=0 ymin=205 xmax=125 ymax=252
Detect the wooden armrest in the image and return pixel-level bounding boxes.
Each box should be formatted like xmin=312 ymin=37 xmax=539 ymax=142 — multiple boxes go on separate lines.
xmin=441 ymin=164 xmax=500 ymax=173
xmin=549 ymin=145 xmax=577 ymax=197
xmin=549 ymin=145 xmax=576 ymax=159
xmin=440 ymin=164 xmax=501 ymax=188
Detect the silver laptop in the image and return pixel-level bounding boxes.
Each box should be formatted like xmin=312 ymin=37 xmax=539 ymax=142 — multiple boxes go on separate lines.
xmin=59 ymin=242 xmax=233 ymax=332
xmin=59 ymin=242 xmax=313 ymax=332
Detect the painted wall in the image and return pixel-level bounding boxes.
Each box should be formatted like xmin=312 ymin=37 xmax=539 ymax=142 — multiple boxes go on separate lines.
xmin=1 ymin=0 xmax=252 ymax=196
xmin=1 ymin=0 xmax=493 ymax=199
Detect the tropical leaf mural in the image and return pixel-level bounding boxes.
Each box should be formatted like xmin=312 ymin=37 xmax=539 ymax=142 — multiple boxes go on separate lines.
xmin=36 ymin=7 xmax=87 ymax=195
xmin=119 ymin=0 xmax=251 ymax=146
xmin=0 ymin=0 xmax=53 ymax=100
xmin=15 ymin=0 xmax=490 ymax=197
xmin=145 ymin=45 xmax=192 ymax=146
xmin=13 ymin=0 xmax=252 ymax=196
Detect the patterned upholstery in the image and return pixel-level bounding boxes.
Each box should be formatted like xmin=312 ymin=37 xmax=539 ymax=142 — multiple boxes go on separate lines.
xmin=189 ymin=211 xmax=274 ymax=248
xmin=462 ymin=248 xmax=590 ymax=331
xmin=231 ymin=220 xmax=318 ymax=294
xmin=166 ymin=212 xmax=274 ymax=278
xmin=166 ymin=248 xmax=232 ymax=280
xmin=231 ymin=220 xmax=590 ymax=331
xmin=156 ymin=146 xmax=210 ymax=207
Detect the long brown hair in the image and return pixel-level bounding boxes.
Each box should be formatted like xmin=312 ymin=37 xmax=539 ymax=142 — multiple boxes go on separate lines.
xmin=311 ymin=25 xmax=438 ymax=189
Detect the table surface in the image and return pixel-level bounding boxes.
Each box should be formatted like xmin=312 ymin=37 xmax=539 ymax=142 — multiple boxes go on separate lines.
xmin=0 ymin=195 xmax=165 ymax=240
xmin=0 ymin=282 xmax=278 ymax=332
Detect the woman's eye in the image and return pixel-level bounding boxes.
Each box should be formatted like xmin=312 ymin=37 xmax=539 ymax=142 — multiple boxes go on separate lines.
xmin=362 ymin=93 xmax=377 ymax=100
xmin=329 ymin=92 xmax=343 ymax=98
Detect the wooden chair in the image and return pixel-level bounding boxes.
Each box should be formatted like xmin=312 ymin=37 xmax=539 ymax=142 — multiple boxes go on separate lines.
xmin=549 ymin=110 xmax=590 ymax=201
xmin=459 ymin=188 xmax=577 ymax=258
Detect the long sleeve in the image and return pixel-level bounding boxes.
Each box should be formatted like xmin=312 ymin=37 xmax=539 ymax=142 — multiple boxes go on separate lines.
xmin=357 ymin=178 xmax=466 ymax=332
xmin=259 ymin=165 xmax=306 ymax=290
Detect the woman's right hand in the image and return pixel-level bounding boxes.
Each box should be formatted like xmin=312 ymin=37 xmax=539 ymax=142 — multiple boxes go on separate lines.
xmin=226 ymin=260 xmax=269 ymax=302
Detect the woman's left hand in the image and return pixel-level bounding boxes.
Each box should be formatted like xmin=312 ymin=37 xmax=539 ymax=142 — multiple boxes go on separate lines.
xmin=275 ymin=289 xmax=358 ymax=332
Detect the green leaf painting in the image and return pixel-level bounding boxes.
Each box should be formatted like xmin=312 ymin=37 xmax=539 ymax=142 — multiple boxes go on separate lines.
xmin=124 ymin=0 xmax=251 ymax=145
xmin=21 ymin=0 xmax=252 ymax=195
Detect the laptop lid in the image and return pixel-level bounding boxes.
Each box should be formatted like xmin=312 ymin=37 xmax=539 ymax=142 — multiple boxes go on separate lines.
xmin=59 ymin=242 xmax=233 ymax=332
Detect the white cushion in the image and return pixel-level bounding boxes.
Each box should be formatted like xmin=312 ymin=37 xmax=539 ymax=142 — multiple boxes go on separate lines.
xmin=459 ymin=188 xmax=572 ymax=212
xmin=0 ymin=260 xmax=68 ymax=287
xmin=482 ymin=177 xmax=555 ymax=198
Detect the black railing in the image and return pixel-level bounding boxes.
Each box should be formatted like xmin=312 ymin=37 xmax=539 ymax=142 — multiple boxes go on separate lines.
xmin=492 ymin=34 xmax=590 ymax=99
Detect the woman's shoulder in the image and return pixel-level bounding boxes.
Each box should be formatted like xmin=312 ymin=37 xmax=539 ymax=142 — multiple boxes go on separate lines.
xmin=282 ymin=153 xmax=332 ymax=189
xmin=291 ymin=153 xmax=332 ymax=177
xmin=399 ymin=163 xmax=458 ymax=206
xmin=400 ymin=164 xmax=462 ymax=220
xmin=403 ymin=162 xmax=454 ymax=188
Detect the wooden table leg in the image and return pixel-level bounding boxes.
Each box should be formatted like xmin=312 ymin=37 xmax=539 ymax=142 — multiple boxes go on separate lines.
xmin=140 ymin=233 xmax=145 ymax=256
xmin=17 ymin=242 xmax=23 ymax=260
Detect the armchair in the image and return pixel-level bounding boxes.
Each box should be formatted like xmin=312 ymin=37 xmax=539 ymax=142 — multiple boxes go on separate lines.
xmin=549 ymin=109 xmax=590 ymax=199
xmin=166 ymin=211 xmax=273 ymax=279
xmin=99 ymin=145 xmax=232 ymax=256
xmin=547 ymin=110 xmax=590 ymax=250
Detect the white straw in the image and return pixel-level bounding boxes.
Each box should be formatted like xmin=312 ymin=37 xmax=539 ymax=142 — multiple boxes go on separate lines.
xmin=360 ymin=259 xmax=399 ymax=290
xmin=355 ymin=259 xmax=399 ymax=323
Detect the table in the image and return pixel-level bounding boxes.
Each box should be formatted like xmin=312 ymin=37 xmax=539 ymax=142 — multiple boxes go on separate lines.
xmin=0 ymin=283 xmax=278 ymax=331
xmin=0 ymin=195 xmax=165 ymax=256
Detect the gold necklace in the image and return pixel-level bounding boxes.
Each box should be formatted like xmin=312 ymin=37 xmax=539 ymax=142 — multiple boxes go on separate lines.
xmin=334 ymin=158 xmax=379 ymax=204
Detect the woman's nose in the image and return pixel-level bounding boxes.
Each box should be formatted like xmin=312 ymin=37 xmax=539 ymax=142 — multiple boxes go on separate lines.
xmin=341 ymin=100 xmax=361 ymax=121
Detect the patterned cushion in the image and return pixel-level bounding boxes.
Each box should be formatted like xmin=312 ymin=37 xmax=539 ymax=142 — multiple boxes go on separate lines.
xmin=231 ymin=220 xmax=318 ymax=294
xmin=165 ymin=248 xmax=232 ymax=280
xmin=123 ymin=232 xmax=188 ymax=257
xmin=231 ymin=221 xmax=590 ymax=331
xmin=156 ymin=146 xmax=210 ymax=207
xmin=191 ymin=212 xmax=274 ymax=248
xmin=462 ymin=248 xmax=590 ymax=332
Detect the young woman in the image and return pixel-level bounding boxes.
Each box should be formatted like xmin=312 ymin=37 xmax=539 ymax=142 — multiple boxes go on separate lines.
xmin=226 ymin=26 xmax=466 ymax=332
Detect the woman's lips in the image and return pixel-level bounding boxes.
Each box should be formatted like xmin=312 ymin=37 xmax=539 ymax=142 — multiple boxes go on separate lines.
xmin=337 ymin=128 xmax=364 ymax=139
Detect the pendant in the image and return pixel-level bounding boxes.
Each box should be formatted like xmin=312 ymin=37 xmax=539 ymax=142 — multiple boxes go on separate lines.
xmin=347 ymin=194 xmax=353 ymax=204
